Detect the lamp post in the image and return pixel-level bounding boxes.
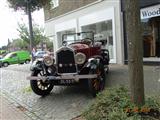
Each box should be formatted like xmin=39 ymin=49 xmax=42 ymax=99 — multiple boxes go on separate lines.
xmin=25 ymin=0 xmax=34 ymax=59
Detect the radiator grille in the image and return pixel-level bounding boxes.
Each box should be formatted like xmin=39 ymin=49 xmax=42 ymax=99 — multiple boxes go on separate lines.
xmin=56 ymin=48 xmax=77 ymax=74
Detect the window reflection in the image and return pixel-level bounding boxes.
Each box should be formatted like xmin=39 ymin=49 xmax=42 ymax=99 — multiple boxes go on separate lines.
xmin=81 ymin=20 xmax=114 ymax=59
xmin=142 ymin=17 xmax=160 ymax=57
xmin=57 ymin=28 xmax=76 ymax=47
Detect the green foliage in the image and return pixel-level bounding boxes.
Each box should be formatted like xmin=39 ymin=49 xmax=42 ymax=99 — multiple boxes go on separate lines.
xmin=0 ymin=50 xmax=7 ymax=55
xmin=83 ymin=87 xmax=160 ymax=120
xmin=17 ymin=23 xmax=29 ymax=45
xmin=12 ymin=38 xmax=28 ymax=49
xmin=45 ymin=39 xmax=53 ymax=50
xmin=17 ymin=23 xmax=48 ymax=47
xmin=7 ymin=0 xmax=52 ymax=12
xmin=10 ymin=22 xmax=53 ymax=50
xmin=32 ymin=24 xmax=47 ymax=45
xmin=144 ymin=96 xmax=160 ymax=109
xmin=1 ymin=46 xmax=7 ymax=50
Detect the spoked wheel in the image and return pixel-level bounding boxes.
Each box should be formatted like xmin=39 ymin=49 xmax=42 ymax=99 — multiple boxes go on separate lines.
xmin=88 ymin=64 xmax=106 ymax=97
xmin=30 ymin=71 xmax=54 ymax=96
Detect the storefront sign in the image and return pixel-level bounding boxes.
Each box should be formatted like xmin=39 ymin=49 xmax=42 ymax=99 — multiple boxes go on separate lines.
xmin=141 ymin=4 xmax=160 ymax=19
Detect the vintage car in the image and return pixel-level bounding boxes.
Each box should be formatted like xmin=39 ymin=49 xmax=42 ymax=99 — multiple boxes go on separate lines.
xmin=27 ymin=32 xmax=110 ymax=97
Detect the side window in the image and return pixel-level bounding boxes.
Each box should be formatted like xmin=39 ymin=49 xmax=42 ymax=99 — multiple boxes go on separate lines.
xmin=10 ymin=53 xmax=17 ymax=58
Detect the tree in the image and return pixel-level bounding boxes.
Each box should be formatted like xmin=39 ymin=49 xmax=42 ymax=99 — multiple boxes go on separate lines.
xmin=125 ymin=0 xmax=145 ymax=106
xmin=17 ymin=23 xmax=49 ymax=47
xmin=7 ymin=0 xmax=51 ymax=54
xmin=11 ymin=38 xmax=28 ymax=49
xmin=1 ymin=46 xmax=7 ymax=50
xmin=7 ymin=0 xmax=51 ymax=12
xmin=45 ymin=39 xmax=53 ymax=50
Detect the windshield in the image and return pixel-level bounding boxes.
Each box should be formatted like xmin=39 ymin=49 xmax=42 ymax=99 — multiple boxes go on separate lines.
xmin=3 ymin=53 xmax=12 ymax=59
xmin=62 ymin=32 xmax=94 ymax=44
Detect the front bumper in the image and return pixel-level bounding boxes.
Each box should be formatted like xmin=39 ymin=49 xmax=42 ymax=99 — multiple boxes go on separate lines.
xmin=27 ymin=74 xmax=97 ymax=82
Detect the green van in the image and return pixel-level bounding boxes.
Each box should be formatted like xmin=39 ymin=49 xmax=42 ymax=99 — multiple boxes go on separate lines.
xmin=0 ymin=51 xmax=31 ymax=67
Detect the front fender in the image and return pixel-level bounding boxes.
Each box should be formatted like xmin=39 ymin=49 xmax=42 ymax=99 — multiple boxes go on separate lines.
xmin=85 ymin=58 xmax=101 ymax=70
xmin=30 ymin=60 xmax=43 ymax=71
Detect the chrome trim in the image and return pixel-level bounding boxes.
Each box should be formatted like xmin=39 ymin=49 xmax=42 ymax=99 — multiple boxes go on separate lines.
xmin=75 ymin=52 xmax=86 ymax=64
xmin=27 ymin=74 xmax=97 ymax=82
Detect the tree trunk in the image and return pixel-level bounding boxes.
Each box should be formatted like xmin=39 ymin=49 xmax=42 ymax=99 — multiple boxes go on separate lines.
xmin=27 ymin=0 xmax=34 ymax=53
xmin=125 ymin=0 xmax=145 ymax=106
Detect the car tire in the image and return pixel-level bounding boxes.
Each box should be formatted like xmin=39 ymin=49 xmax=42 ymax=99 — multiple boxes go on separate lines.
xmin=25 ymin=59 xmax=30 ymax=64
xmin=30 ymin=71 xmax=54 ymax=96
xmin=88 ymin=63 xmax=106 ymax=97
xmin=3 ymin=62 xmax=9 ymax=67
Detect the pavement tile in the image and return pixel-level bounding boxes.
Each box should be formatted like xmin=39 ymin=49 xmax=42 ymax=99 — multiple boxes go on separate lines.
xmin=0 ymin=95 xmax=31 ymax=120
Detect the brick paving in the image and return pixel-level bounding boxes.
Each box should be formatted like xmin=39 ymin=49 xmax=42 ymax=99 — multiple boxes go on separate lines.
xmin=0 ymin=64 xmax=92 ymax=120
xmin=0 ymin=64 xmax=159 ymax=120
xmin=0 ymin=95 xmax=31 ymax=120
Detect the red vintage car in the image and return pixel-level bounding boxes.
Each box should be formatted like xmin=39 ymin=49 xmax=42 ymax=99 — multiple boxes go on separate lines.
xmin=27 ymin=32 xmax=110 ymax=97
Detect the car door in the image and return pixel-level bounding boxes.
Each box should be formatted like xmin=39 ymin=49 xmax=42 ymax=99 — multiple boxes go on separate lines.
xmin=9 ymin=53 xmax=19 ymax=64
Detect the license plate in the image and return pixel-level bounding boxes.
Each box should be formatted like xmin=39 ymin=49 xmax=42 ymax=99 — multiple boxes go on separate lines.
xmin=60 ymin=79 xmax=74 ymax=84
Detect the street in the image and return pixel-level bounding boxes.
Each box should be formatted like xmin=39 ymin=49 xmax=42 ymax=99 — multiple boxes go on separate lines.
xmin=0 ymin=64 xmax=160 ymax=120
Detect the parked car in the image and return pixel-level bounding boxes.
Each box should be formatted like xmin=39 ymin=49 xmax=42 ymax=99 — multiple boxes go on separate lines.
xmin=0 ymin=50 xmax=31 ymax=67
xmin=27 ymin=32 xmax=110 ymax=97
xmin=35 ymin=51 xmax=47 ymax=58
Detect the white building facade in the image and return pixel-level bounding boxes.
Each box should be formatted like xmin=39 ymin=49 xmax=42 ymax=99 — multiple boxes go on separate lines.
xmin=45 ymin=0 xmax=124 ymax=64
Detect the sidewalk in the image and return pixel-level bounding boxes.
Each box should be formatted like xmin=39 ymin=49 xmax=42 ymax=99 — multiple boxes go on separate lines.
xmin=106 ymin=64 xmax=160 ymax=96
xmin=0 ymin=95 xmax=31 ymax=120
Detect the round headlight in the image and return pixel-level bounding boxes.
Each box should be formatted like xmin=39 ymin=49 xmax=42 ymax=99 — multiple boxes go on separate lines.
xmin=75 ymin=52 xmax=86 ymax=64
xmin=43 ymin=56 xmax=54 ymax=66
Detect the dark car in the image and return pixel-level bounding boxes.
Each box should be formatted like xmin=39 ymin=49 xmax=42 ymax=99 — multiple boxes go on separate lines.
xmin=27 ymin=32 xmax=110 ymax=97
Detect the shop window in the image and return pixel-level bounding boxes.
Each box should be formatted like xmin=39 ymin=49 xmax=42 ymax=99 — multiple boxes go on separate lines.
xmin=81 ymin=20 xmax=114 ymax=59
xmin=142 ymin=16 xmax=160 ymax=57
xmin=56 ymin=28 xmax=76 ymax=47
